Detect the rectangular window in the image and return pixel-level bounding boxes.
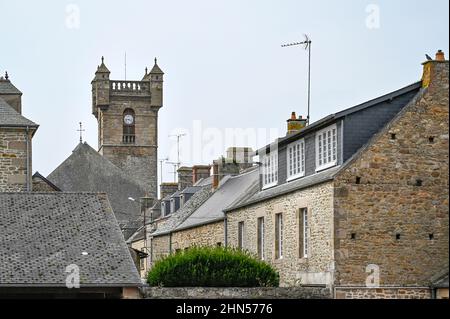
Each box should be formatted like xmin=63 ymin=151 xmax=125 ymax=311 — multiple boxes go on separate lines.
xmin=257 ymin=217 xmax=265 ymax=260
xmin=316 ymin=124 xmax=337 ymax=171
xmin=275 ymin=213 xmax=283 ymax=259
xmin=287 ymin=139 xmax=305 ymax=181
xmin=302 ymin=208 xmax=309 ymax=258
xmin=261 ymin=152 xmax=278 ymax=189
xmin=238 ymin=221 xmax=245 ymax=250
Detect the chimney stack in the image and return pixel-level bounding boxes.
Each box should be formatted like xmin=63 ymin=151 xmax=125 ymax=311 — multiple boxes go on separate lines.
xmin=422 ymin=50 xmax=448 ymax=90
xmin=177 ymin=166 xmax=193 ymax=191
xmin=192 ymin=165 xmax=211 ymax=184
xmin=287 ymin=112 xmax=307 ymax=135
xmin=160 ymin=182 xmax=178 ymax=200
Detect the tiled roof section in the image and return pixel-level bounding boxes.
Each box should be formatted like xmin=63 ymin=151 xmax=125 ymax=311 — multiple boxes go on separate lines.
xmin=0 ymin=78 xmax=22 ymax=94
xmin=0 ymin=97 xmax=37 ymax=127
xmin=127 ymin=226 xmax=145 ymax=244
xmin=180 ymin=186 xmax=202 ymax=194
xmin=225 ymin=166 xmax=340 ymax=212
xmin=47 ymin=142 xmax=147 ymax=239
xmin=151 ymin=186 xmax=213 ymax=237
xmin=0 ymin=192 xmax=141 ymax=287
xmin=175 ymin=168 xmax=259 ymax=231
xmin=256 ymin=82 xmax=422 ymax=155
xmin=193 ymin=176 xmax=213 ymax=187
xmin=32 ymin=171 xmax=61 ymax=191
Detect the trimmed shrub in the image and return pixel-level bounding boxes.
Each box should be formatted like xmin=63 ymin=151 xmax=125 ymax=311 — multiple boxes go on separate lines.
xmin=147 ymin=246 xmax=279 ymax=287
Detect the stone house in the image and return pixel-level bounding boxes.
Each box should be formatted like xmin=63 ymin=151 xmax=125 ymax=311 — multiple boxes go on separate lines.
xmin=0 ymin=75 xmax=38 ymax=192
xmin=224 ymin=52 xmax=448 ymax=299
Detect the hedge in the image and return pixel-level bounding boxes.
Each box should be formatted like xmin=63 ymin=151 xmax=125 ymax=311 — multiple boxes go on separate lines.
xmin=147 ymin=246 xmax=279 ymax=287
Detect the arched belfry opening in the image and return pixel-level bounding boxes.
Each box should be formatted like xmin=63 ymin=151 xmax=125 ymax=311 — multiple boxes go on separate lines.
xmin=123 ymin=108 xmax=135 ymax=144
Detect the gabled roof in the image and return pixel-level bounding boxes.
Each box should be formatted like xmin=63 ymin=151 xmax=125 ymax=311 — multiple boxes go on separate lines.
xmin=149 ymin=61 xmax=164 ymax=75
xmin=175 ymin=168 xmax=259 ymax=232
xmin=0 ymin=97 xmax=38 ymax=128
xmin=0 ymin=78 xmax=22 ymax=95
xmin=256 ymin=81 xmax=422 ymax=155
xmin=47 ymin=142 xmax=147 ymax=239
xmin=0 ymin=192 xmax=141 ymax=287
xmin=151 ymin=186 xmax=213 ymax=237
xmin=32 ymin=171 xmax=61 ymax=191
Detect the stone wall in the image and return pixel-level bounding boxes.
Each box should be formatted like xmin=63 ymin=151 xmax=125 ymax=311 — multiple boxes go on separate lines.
xmin=32 ymin=175 xmax=58 ymax=192
xmin=226 ymin=181 xmax=335 ymax=287
xmin=0 ymin=128 xmax=31 ymax=192
xmin=172 ymin=221 xmax=225 ymax=251
xmin=141 ymin=286 xmax=331 ymax=299
xmin=333 ymin=60 xmax=449 ymax=287
xmin=335 ymin=288 xmax=431 ymax=299
xmin=150 ymin=234 xmax=171 ymax=264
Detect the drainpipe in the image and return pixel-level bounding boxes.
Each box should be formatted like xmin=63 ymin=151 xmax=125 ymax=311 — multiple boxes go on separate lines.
xmin=26 ymin=126 xmax=31 ymax=192
xmin=169 ymin=232 xmax=173 ymax=254
xmin=224 ymin=217 xmax=228 ymax=247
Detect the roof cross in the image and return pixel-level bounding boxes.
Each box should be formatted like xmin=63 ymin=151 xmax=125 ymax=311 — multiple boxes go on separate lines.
xmin=77 ymin=122 xmax=85 ymax=143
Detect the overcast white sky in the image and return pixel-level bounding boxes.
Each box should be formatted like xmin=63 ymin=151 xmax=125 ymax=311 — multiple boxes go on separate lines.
xmin=1 ymin=0 xmax=448 ymax=184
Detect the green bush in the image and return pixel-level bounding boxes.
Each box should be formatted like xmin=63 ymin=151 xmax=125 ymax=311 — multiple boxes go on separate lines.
xmin=147 ymin=246 xmax=279 ymax=287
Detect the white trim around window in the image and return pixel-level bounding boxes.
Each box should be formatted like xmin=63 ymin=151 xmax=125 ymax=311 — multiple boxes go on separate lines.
xmin=261 ymin=152 xmax=278 ymax=189
xmin=315 ymin=124 xmax=338 ymax=172
xmin=286 ymin=139 xmax=305 ymax=182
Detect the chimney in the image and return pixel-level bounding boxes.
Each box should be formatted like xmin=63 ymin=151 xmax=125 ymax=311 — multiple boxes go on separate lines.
xmin=160 ymin=182 xmax=178 ymax=200
xmin=212 ymin=157 xmax=241 ymax=190
xmin=287 ymin=112 xmax=307 ymax=135
xmin=192 ymin=165 xmax=211 ymax=184
xmin=422 ymin=50 xmax=449 ymax=90
xmin=177 ymin=166 xmax=193 ymax=190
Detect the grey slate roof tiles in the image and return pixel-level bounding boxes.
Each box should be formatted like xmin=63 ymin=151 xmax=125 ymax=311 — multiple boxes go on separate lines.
xmin=0 ymin=192 xmax=142 ymax=287
xmin=0 ymin=97 xmax=38 ymax=127
xmin=175 ymin=168 xmax=259 ymax=231
xmin=46 ymin=142 xmax=147 ymax=239
xmin=0 ymin=79 xmax=22 ymax=95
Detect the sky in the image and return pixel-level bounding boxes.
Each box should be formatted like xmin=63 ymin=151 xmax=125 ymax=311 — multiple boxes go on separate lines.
xmin=1 ymin=0 xmax=448 ymax=185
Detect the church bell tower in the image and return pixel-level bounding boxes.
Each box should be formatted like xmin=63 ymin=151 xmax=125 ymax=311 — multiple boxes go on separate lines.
xmin=91 ymin=57 xmax=164 ymax=198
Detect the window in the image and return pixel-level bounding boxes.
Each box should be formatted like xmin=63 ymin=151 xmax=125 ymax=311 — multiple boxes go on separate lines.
xmin=275 ymin=213 xmax=283 ymax=259
xmin=261 ymin=152 xmax=278 ymax=188
xmin=257 ymin=217 xmax=265 ymax=260
xmin=302 ymin=209 xmax=309 ymax=258
xmin=316 ymin=124 xmax=337 ymax=171
xmin=238 ymin=221 xmax=245 ymax=250
xmin=287 ymin=139 xmax=305 ymax=181
xmin=123 ymin=108 xmax=136 ymax=144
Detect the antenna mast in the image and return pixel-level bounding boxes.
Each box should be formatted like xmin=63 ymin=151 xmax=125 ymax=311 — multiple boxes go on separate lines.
xmin=281 ymin=34 xmax=312 ymax=125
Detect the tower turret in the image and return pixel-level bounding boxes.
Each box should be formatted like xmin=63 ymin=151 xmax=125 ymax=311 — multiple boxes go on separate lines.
xmin=91 ymin=56 xmax=111 ymax=117
xmin=149 ymin=58 xmax=164 ymax=108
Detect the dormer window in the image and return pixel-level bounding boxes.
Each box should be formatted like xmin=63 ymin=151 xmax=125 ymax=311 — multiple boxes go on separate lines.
xmin=123 ymin=108 xmax=135 ymax=144
xmin=287 ymin=139 xmax=305 ymax=181
xmin=316 ymin=124 xmax=337 ymax=171
xmin=261 ymin=152 xmax=278 ymax=189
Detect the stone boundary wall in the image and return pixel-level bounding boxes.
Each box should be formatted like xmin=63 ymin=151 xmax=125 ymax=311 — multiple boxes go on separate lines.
xmin=141 ymin=287 xmax=331 ymax=299
xmin=334 ymin=287 xmax=431 ymax=299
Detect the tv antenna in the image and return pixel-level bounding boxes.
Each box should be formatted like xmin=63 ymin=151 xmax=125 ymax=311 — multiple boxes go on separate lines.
xmin=169 ymin=133 xmax=187 ymax=171
xmin=281 ymin=34 xmax=312 ymax=125
xmin=166 ymin=161 xmax=179 ymax=183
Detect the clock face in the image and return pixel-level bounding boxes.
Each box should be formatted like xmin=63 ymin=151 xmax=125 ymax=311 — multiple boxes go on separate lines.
xmin=124 ymin=114 xmax=134 ymax=125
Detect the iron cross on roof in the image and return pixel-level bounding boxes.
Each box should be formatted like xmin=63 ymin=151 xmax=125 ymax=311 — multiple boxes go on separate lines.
xmin=77 ymin=122 xmax=85 ymax=143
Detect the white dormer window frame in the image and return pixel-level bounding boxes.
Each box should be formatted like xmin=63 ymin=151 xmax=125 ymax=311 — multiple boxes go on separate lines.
xmin=261 ymin=151 xmax=278 ymax=189
xmin=286 ymin=139 xmax=305 ymax=182
xmin=315 ymin=124 xmax=338 ymax=172
xmin=170 ymin=199 xmax=175 ymax=214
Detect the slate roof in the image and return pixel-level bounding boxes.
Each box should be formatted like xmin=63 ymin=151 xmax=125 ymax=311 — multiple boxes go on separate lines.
xmin=150 ymin=62 xmax=164 ymax=74
xmin=175 ymin=168 xmax=259 ymax=231
xmin=151 ymin=186 xmax=213 ymax=237
xmin=0 ymin=192 xmax=141 ymax=287
xmin=193 ymin=176 xmax=214 ymax=187
xmin=180 ymin=186 xmax=202 ymax=194
xmin=47 ymin=142 xmax=147 ymax=239
xmin=225 ymin=166 xmax=341 ymax=212
xmin=255 ymin=82 xmax=422 ymax=155
xmin=32 ymin=171 xmax=61 ymax=191
xmin=0 ymin=78 xmax=22 ymax=94
xmin=0 ymin=97 xmax=38 ymax=127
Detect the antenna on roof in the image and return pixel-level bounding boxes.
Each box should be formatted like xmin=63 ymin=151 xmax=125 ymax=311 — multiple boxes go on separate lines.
xmin=124 ymin=52 xmax=127 ymax=81
xmin=281 ymin=34 xmax=312 ymax=125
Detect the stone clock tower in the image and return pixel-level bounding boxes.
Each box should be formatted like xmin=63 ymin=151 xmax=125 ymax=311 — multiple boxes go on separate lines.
xmin=91 ymin=57 xmax=163 ymax=198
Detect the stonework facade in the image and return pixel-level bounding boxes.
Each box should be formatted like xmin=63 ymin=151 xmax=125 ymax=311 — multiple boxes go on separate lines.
xmin=92 ymin=58 xmax=163 ymax=198
xmin=334 ymin=288 xmax=431 ymax=299
xmin=227 ymin=182 xmax=334 ymax=287
xmin=150 ymin=234 xmax=171 ymax=262
xmin=172 ymin=221 xmax=224 ymax=251
xmin=333 ymin=59 xmax=449 ymax=289
xmin=0 ymin=128 xmax=33 ymax=192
